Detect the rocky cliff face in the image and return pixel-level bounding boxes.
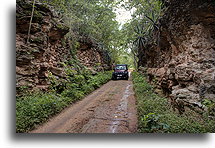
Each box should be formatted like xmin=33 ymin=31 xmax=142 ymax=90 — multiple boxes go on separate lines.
xmin=16 ymin=0 xmax=70 ymax=93
xmin=16 ymin=0 xmax=111 ymax=94
xmin=77 ymin=36 xmax=111 ymax=72
xmin=138 ymin=0 xmax=215 ymax=114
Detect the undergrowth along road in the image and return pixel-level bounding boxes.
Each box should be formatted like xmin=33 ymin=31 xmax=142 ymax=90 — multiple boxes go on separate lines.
xmin=16 ymin=71 xmax=112 ymax=133
xmin=132 ymin=72 xmax=215 ymax=133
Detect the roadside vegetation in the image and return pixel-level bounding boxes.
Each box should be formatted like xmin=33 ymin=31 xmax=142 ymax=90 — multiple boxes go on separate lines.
xmin=16 ymin=70 xmax=112 ymax=133
xmin=36 ymin=0 xmax=133 ymax=65
xmin=17 ymin=0 xmax=215 ymax=134
xmin=132 ymin=72 xmax=215 ymax=133
xmin=16 ymin=0 xmax=134 ymax=133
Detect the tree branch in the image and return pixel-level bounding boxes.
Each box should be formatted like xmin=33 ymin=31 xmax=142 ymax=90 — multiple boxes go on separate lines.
xmin=27 ymin=0 xmax=36 ymax=44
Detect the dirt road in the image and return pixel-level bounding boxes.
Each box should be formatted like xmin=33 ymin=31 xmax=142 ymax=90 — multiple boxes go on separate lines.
xmin=31 ymin=79 xmax=137 ymax=133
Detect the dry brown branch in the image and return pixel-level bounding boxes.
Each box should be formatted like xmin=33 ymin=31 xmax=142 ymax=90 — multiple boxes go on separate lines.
xmin=27 ymin=0 xmax=36 ymax=44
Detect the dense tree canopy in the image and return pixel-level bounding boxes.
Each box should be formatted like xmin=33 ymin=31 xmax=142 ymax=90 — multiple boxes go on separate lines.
xmin=120 ymin=0 xmax=162 ymax=68
xmin=37 ymin=0 xmax=162 ymax=69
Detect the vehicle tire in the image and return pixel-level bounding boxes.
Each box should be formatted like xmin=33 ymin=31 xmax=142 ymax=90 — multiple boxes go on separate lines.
xmin=112 ymin=75 xmax=116 ymax=80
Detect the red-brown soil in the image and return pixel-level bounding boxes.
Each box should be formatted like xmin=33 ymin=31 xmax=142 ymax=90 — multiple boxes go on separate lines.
xmin=31 ymin=78 xmax=137 ymax=133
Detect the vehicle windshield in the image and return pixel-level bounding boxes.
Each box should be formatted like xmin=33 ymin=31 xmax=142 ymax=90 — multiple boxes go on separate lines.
xmin=115 ymin=65 xmax=127 ymax=70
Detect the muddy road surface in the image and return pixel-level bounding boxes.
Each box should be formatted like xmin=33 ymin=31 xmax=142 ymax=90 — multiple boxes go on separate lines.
xmin=31 ymin=79 xmax=137 ymax=133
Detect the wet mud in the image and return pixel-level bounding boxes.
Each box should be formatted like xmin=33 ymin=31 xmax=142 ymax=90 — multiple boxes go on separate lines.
xmin=31 ymin=79 xmax=137 ymax=133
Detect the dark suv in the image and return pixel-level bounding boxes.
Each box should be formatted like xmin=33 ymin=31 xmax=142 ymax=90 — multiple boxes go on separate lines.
xmin=112 ymin=64 xmax=129 ymax=80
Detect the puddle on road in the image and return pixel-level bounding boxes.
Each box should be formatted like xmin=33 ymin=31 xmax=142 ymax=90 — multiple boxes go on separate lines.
xmin=109 ymin=84 xmax=132 ymax=133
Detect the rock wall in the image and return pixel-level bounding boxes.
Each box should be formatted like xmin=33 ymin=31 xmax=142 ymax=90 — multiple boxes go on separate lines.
xmin=77 ymin=36 xmax=111 ymax=72
xmin=138 ymin=0 xmax=215 ymax=113
xmin=16 ymin=0 xmax=111 ymax=95
xmin=16 ymin=0 xmax=70 ymax=93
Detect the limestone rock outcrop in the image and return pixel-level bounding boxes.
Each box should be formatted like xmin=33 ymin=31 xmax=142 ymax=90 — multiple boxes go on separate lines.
xmin=138 ymin=0 xmax=215 ymax=113
xmin=16 ymin=0 xmax=111 ymax=95
xmin=77 ymin=36 xmax=111 ymax=71
xmin=16 ymin=0 xmax=70 ymax=93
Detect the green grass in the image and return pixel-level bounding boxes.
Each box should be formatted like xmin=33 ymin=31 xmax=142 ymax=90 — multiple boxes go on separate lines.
xmin=132 ymin=72 xmax=215 ymax=133
xmin=16 ymin=71 xmax=112 ymax=133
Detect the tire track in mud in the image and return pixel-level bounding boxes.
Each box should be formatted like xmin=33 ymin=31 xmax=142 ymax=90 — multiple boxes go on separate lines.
xmin=109 ymin=84 xmax=132 ymax=133
xmin=31 ymin=79 xmax=137 ymax=133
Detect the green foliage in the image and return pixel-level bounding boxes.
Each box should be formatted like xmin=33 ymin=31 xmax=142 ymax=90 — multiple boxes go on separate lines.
xmin=38 ymin=0 xmax=123 ymax=64
xmin=87 ymin=71 xmax=112 ymax=89
xmin=202 ymin=99 xmax=215 ymax=108
xmin=17 ymin=85 xmax=29 ymax=95
xmin=132 ymin=72 xmax=215 ymax=133
xmin=16 ymin=93 xmax=70 ymax=132
xmin=33 ymin=0 xmax=139 ymax=67
xmin=120 ymin=0 xmax=162 ymax=69
xmin=202 ymin=99 xmax=215 ymax=117
xmin=16 ymin=70 xmax=112 ymax=133
xmin=139 ymin=113 xmax=170 ymax=133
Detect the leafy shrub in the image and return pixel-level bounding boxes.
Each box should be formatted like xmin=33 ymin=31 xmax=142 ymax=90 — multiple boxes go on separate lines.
xmin=16 ymin=71 xmax=112 ymax=133
xmin=16 ymin=93 xmax=69 ymax=132
xmin=132 ymin=72 xmax=215 ymax=133
xmin=139 ymin=113 xmax=170 ymax=133
xmin=82 ymin=84 xmax=95 ymax=94
xmin=202 ymin=99 xmax=215 ymax=117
